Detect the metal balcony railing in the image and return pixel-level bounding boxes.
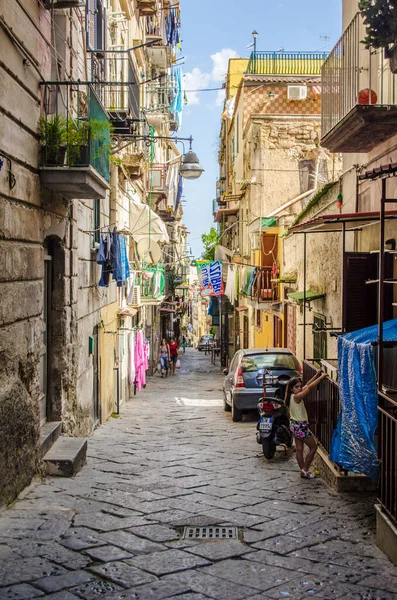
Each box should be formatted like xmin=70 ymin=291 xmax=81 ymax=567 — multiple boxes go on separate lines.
xmin=246 ymin=51 xmax=327 ymax=75
xmin=321 ymin=13 xmax=397 ymax=141
xmin=40 ymin=84 xmax=110 ymax=183
xmin=91 ymin=52 xmax=140 ymax=118
xmin=145 ymin=80 xmax=173 ymax=114
xmin=139 ymin=266 xmax=166 ymax=299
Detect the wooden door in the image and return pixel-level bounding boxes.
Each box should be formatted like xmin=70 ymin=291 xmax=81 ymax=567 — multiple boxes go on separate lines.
xmin=273 ymin=316 xmax=282 ymax=348
xmin=286 ymin=303 xmax=296 ymax=355
xmin=243 ymin=315 xmax=249 ymax=349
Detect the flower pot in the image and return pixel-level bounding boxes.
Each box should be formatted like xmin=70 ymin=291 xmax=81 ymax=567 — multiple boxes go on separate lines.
xmin=41 ymin=145 xmax=67 ymax=166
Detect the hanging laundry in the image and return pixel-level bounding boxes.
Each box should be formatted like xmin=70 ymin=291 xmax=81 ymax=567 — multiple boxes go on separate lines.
xmin=127 ymin=271 xmax=136 ymax=304
xmin=134 ymin=330 xmax=146 ymax=392
xmin=170 ymin=66 xmax=184 ymax=129
xmin=224 ymin=264 xmax=236 ymax=304
xmin=128 ymin=331 xmax=136 ymax=385
xmin=97 ymin=233 xmax=112 ymax=288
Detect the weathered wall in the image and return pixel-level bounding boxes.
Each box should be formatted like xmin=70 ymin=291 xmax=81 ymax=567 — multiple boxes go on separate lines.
xmin=283 ymin=184 xmax=344 ymax=363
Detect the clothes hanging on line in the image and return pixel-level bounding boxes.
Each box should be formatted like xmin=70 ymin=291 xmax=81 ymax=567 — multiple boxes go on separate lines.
xmin=128 ymin=331 xmax=136 ymax=385
xmin=134 ymin=330 xmax=146 ymax=392
xmin=97 ymin=229 xmax=130 ymax=287
xmin=224 ymin=264 xmax=236 ymax=304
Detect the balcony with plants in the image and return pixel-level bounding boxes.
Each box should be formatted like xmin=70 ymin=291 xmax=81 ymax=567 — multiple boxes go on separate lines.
xmin=321 ymin=12 xmax=397 ymax=153
xmin=39 ymin=86 xmax=111 ymax=200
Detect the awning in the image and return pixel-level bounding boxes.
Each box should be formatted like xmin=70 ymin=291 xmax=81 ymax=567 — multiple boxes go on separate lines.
xmin=214 ymin=206 xmax=239 ymax=223
xmin=289 ymin=210 xmax=397 ymax=234
xmin=288 ymin=291 xmax=326 ymax=303
xmin=235 ymin=305 xmax=248 ymax=312
xmin=129 ymin=201 xmax=169 ymax=243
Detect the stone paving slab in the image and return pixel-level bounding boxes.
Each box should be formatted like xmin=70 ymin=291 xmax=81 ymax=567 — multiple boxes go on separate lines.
xmin=0 ymin=350 xmax=397 ymax=599
xmin=88 ymin=561 xmax=157 ymax=588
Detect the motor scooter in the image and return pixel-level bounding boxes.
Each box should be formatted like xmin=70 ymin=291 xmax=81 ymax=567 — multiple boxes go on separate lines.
xmin=256 ymin=371 xmax=292 ymax=459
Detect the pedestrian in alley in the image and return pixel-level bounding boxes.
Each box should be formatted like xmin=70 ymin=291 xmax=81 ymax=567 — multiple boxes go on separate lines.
xmin=285 ymin=370 xmax=327 ymax=479
xmin=169 ymin=336 xmax=180 ymax=375
xmin=182 ymin=335 xmax=187 ymax=353
xmin=159 ymin=338 xmax=170 ymax=378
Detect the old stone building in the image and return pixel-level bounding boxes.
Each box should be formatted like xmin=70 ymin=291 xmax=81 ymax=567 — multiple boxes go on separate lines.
xmin=215 ymin=51 xmax=338 ymax=357
xmin=0 ymin=0 xmax=186 ymax=505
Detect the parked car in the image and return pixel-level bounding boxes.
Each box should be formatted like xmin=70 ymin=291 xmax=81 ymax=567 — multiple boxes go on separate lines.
xmin=223 ymin=348 xmax=301 ymax=421
xmin=197 ymin=334 xmax=214 ymax=351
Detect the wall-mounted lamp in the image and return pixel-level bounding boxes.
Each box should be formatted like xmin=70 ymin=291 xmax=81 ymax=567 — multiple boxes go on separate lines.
xmin=268 ymin=91 xmax=275 ymax=102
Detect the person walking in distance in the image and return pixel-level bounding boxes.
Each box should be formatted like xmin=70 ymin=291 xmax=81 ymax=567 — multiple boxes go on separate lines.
xmin=285 ymin=370 xmax=327 ymax=479
xmin=159 ymin=338 xmax=170 ymax=378
xmin=182 ymin=335 xmax=187 ymax=353
xmin=169 ymin=336 xmax=180 ymax=376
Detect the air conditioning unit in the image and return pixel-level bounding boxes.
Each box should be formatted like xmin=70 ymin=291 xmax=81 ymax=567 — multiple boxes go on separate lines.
xmin=128 ymin=285 xmax=141 ymax=307
xmin=287 ymin=86 xmax=308 ymax=101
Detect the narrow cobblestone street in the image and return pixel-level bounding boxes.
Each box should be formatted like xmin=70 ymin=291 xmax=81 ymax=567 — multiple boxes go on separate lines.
xmin=1 ymin=350 xmax=397 ymax=600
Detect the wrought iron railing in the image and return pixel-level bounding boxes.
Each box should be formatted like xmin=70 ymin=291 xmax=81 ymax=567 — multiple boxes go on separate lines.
xmin=251 ymin=268 xmax=276 ymax=302
xmin=145 ymin=80 xmax=173 ymax=114
xmin=321 ymin=12 xmax=397 ymax=140
xmin=139 ymin=266 xmax=166 ymax=299
xmin=303 ymin=360 xmax=341 ymax=457
xmin=246 ymin=51 xmax=327 ymax=75
xmin=378 ymin=392 xmax=397 ymax=524
xmin=91 ymin=52 xmax=140 ymax=118
xmin=40 ymin=84 xmax=110 ymax=182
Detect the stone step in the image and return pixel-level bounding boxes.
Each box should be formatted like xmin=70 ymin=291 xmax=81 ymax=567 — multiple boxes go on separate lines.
xmin=42 ymin=437 xmax=87 ymax=477
xmin=39 ymin=421 xmax=62 ymax=459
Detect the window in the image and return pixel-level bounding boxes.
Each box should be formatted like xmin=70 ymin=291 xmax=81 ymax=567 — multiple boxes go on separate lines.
xmin=236 ymin=115 xmax=239 ymax=154
xmin=241 ymin=352 xmax=299 ymax=373
xmin=87 ymin=0 xmax=105 ymax=51
xmin=231 ymin=136 xmax=235 ymax=162
xmin=299 ymin=159 xmax=315 ymax=193
xmin=93 ymin=199 xmax=100 ymax=245
xmin=256 ymin=309 xmax=261 ymax=327
xmin=313 ymin=314 xmax=327 ymax=361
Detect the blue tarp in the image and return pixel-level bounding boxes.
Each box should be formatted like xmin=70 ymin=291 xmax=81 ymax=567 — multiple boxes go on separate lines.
xmin=330 ymin=318 xmax=397 ymax=480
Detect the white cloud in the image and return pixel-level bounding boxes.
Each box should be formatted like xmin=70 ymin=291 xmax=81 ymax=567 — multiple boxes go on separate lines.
xmin=184 ymin=48 xmax=239 ymax=107
xmin=215 ymin=89 xmax=226 ymax=107
xmin=211 ymin=48 xmax=239 ymax=82
xmin=184 ymin=68 xmax=211 ymax=105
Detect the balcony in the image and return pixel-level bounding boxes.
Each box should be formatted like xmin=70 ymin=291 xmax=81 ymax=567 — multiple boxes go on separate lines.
xmin=139 ymin=266 xmax=166 ymax=301
xmin=145 ymin=80 xmax=173 ymax=127
xmin=321 ymin=13 xmax=397 ymax=153
xmin=91 ymin=52 xmax=141 ymax=136
xmin=246 ymin=51 xmax=327 ymax=76
xmin=39 ymin=86 xmax=110 ymax=200
xmin=214 ymin=200 xmax=240 ymax=223
xmin=137 ymin=0 xmax=157 ymax=16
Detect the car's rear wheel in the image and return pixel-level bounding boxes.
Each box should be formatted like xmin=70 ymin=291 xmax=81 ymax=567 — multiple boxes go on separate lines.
xmin=231 ymin=398 xmax=243 ymax=422
xmin=223 ymin=390 xmax=231 ymax=412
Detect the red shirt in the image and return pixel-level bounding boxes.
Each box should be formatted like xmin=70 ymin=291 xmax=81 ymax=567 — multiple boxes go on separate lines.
xmin=169 ymin=342 xmax=178 ymax=356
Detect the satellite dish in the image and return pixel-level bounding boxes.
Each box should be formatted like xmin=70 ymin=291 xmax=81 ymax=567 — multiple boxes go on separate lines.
xmin=136 ymin=238 xmax=162 ymax=264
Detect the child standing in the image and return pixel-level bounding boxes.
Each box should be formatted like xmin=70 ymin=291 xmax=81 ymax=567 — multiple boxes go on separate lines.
xmin=285 ymin=370 xmax=327 ymax=479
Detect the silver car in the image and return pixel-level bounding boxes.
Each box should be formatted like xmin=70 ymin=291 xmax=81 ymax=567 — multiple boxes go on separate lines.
xmin=223 ymin=348 xmax=301 ymax=422
xmin=197 ymin=335 xmax=214 ymax=351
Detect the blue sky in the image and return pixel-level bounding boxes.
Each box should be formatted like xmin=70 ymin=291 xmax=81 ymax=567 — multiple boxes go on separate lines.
xmin=177 ymin=0 xmax=342 ymax=258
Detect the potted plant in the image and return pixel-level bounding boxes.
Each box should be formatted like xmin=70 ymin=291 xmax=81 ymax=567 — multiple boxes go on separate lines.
xmin=359 ymin=0 xmax=397 ymax=72
xmin=67 ymin=119 xmax=90 ymax=166
xmin=39 ymin=116 xmax=67 ymax=166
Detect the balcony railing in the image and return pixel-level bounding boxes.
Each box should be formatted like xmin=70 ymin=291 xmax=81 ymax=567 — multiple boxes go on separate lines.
xmin=321 ymin=13 xmax=397 ymax=152
xmin=139 ymin=266 xmax=166 ymax=300
xmin=250 ymin=267 xmax=277 ymax=302
xmin=91 ymin=52 xmax=140 ymax=120
xmin=378 ymin=390 xmax=397 ymax=524
xmin=246 ymin=51 xmax=327 ymax=75
xmin=303 ymin=360 xmax=341 ymax=458
xmin=145 ymin=80 xmax=173 ymax=114
xmin=39 ymin=84 xmax=110 ymax=199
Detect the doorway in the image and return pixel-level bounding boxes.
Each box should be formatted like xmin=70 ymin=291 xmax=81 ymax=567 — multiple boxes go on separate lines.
xmin=243 ymin=315 xmax=249 ymax=349
xmin=93 ymin=324 xmax=100 ymax=424
xmin=273 ymin=315 xmax=283 ymax=348
xmin=39 ymin=252 xmax=52 ymax=425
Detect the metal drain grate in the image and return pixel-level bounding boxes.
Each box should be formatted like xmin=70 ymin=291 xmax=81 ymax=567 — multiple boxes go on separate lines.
xmin=183 ymin=526 xmax=238 ymax=540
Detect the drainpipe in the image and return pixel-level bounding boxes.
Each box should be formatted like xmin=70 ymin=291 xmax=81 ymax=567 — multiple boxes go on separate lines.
xmin=303 ymin=233 xmax=307 ymax=361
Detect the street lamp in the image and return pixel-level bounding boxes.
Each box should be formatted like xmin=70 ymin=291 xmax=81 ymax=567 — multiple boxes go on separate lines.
xmin=180 ymin=150 xmax=205 ymax=180
xmin=252 ymin=30 xmax=258 ymax=54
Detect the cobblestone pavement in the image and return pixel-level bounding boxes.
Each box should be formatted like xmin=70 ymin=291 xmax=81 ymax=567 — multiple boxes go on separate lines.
xmin=1 ymin=349 xmax=397 ymax=600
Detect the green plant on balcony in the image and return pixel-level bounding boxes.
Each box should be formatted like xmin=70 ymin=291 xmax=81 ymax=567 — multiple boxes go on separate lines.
xmin=359 ymin=0 xmax=397 ymax=50
xmin=39 ymin=116 xmax=67 ymax=166
xmin=67 ymin=118 xmax=113 ymax=167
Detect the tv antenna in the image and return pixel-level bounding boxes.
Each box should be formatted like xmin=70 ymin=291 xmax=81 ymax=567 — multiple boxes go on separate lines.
xmin=320 ymin=34 xmax=330 ymax=51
